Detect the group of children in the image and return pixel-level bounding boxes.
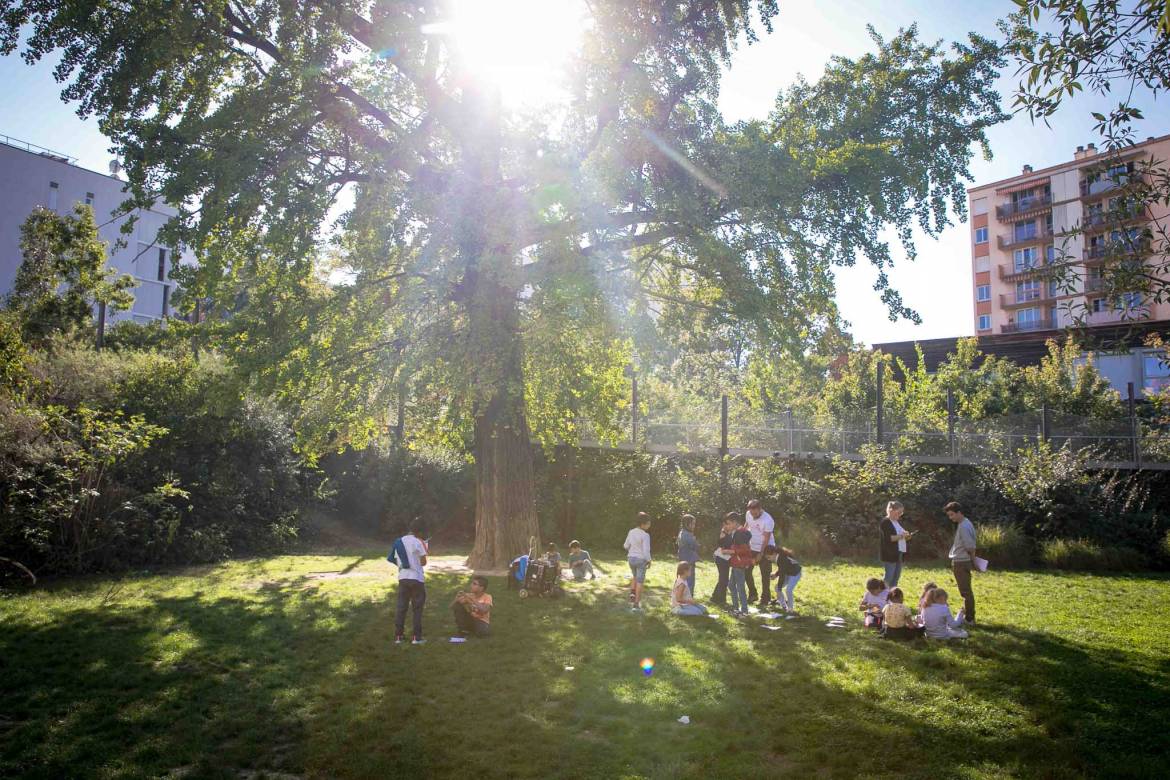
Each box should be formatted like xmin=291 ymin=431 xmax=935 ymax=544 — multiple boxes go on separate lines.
xmin=860 ymin=577 xmax=969 ymax=640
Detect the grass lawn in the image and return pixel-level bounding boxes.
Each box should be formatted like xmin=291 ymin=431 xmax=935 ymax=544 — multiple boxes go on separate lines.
xmin=2 ymin=550 xmax=1169 ymax=779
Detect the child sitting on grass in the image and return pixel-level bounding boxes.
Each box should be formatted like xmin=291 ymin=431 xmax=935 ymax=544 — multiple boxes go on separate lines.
xmin=880 ymin=587 xmax=923 ymax=640
xmin=452 ymin=575 xmax=493 ymax=638
xmin=545 ymin=542 xmax=561 ymax=568
xmin=670 ymin=562 xmax=709 ymax=617
xmin=567 ymin=540 xmax=597 ymax=580
xmin=771 ymin=546 xmax=802 ymax=613
xmin=859 ymin=577 xmax=889 ymax=628
xmin=921 ymin=587 xmax=968 ymax=640
xmin=917 ymin=581 xmax=938 ymax=617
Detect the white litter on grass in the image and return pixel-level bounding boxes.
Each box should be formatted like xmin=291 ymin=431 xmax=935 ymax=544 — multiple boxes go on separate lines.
xmin=564 ymin=666 xmax=575 ymax=671
xmin=827 ymin=616 xmax=845 ymax=621
xmin=785 ymin=615 xmax=798 ymax=620
xmin=825 ymin=623 xmax=845 ymax=629
xmin=677 ymin=715 xmax=690 ymax=725
xmin=761 ymin=625 xmax=782 ymax=631
xmin=755 ymin=612 xmax=783 ymax=619
xmin=449 ymin=637 xmax=467 ymax=643
xmin=707 ymin=613 xmax=721 ymax=619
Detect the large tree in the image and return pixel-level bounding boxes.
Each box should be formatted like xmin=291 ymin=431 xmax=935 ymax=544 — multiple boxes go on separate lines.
xmin=1 ymin=1 xmax=1006 ymax=567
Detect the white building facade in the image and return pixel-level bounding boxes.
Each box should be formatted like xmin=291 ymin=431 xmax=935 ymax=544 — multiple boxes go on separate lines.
xmin=0 ymin=135 xmax=184 ymax=325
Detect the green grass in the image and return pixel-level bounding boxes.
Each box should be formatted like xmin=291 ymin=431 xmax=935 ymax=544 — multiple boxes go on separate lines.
xmin=2 ymin=551 xmax=1169 ymax=779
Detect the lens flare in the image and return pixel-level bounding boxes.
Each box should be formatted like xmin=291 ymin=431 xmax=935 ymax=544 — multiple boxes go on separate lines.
xmin=640 ymin=657 xmax=655 ymax=676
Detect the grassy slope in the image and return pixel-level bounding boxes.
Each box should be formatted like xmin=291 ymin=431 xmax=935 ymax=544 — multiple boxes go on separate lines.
xmin=1 ymin=551 xmax=1168 ymax=780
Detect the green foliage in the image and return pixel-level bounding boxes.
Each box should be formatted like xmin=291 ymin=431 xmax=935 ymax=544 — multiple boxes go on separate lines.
xmin=4 ymin=205 xmax=135 ymax=343
xmin=977 ymin=523 xmax=1033 ymax=569
xmin=1038 ymin=538 xmax=1150 ymax=572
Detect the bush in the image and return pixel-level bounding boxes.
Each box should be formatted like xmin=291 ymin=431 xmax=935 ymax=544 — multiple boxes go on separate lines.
xmin=782 ymin=521 xmax=834 ymax=560
xmin=1038 ymin=538 xmax=1149 ymax=572
xmin=978 ymin=523 xmax=1033 ymax=569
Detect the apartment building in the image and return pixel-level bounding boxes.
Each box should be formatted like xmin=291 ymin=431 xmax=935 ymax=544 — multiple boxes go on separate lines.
xmin=0 ymin=134 xmax=185 ymax=325
xmin=967 ymin=134 xmax=1170 ymax=339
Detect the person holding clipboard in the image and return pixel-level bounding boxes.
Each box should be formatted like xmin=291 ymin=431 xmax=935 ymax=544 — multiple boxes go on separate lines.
xmin=878 ymin=500 xmax=913 ymax=588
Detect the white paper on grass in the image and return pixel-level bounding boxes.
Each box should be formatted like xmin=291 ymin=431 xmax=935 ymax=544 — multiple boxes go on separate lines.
xmin=449 ymin=637 xmax=467 ymax=643
xmin=755 ymin=612 xmax=783 ymax=619
xmin=678 ymin=715 xmax=691 ymax=725
xmin=973 ymin=556 xmax=989 ymax=572
xmin=564 ymin=666 xmax=575 ymax=671
xmin=761 ymin=625 xmax=782 ymax=631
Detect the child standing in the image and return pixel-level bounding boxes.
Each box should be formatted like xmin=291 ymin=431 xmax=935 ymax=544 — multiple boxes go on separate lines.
xmin=859 ymin=577 xmax=889 ymax=629
xmin=728 ymin=512 xmax=755 ymax=616
xmin=392 ymin=518 xmax=429 ymax=645
xmin=670 ymin=563 xmax=709 ymax=616
xmin=773 ymin=546 xmax=802 ymax=613
xmin=711 ymin=514 xmax=737 ymax=608
xmin=921 ymin=588 xmax=969 ymax=639
xmin=567 ymin=540 xmax=596 ymax=581
xmin=623 ymin=512 xmax=653 ymax=609
xmin=881 ymin=587 xmax=923 ymax=640
xmin=677 ymin=514 xmax=700 ymax=597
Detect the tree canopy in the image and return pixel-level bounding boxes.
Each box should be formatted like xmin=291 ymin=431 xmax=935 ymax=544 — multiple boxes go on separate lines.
xmin=2 ymin=1 xmax=1007 ymax=565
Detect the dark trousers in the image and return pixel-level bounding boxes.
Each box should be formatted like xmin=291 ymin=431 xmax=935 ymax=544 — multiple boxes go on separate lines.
xmin=745 ymin=556 xmax=773 ymax=603
xmin=712 ymin=557 xmax=730 ymax=604
xmin=452 ymin=603 xmax=491 ymax=637
xmin=395 ymin=579 xmax=426 ymax=638
xmin=952 ymin=560 xmax=975 ymax=623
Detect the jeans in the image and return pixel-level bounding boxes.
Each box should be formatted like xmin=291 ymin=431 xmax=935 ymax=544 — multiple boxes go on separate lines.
xmin=745 ymin=555 xmax=773 ymax=603
xmin=952 ymin=560 xmax=975 ymax=622
xmin=883 ymin=552 xmax=903 ymax=589
xmin=729 ymin=567 xmax=749 ymax=612
xmin=712 ymin=556 xmax=730 ymax=604
xmin=452 ymin=603 xmax=491 ymax=637
xmin=395 ymin=579 xmax=426 ymax=639
xmin=681 ymin=560 xmax=697 ymax=596
xmin=778 ymin=571 xmax=802 ymax=611
xmin=672 ymin=603 xmax=708 ymax=616
xmin=571 ymin=560 xmax=595 ymax=580
xmin=628 ymin=558 xmax=648 ymax=583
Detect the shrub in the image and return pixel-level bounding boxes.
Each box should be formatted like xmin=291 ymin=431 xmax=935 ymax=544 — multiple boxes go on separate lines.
xmin=782 ymin=521 xmax=834 ymax=560
xmin=977 ymin=523 xmax=1032 ymax=569
xmin=1038 ymin=538 xmax=1149 ymax=572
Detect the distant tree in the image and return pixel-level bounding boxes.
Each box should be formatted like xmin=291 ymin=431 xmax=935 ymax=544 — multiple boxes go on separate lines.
xmin=5 ymin=205 xmax=135 ymax=343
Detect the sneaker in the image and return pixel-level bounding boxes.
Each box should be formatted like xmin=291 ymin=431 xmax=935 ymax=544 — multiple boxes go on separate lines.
xmin=412 ymin=637 xmax=426 ymax=645
xmin=394 ymin=635 xmax=405 ymax=644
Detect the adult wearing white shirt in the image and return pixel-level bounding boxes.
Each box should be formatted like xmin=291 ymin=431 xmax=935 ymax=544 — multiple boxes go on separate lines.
xmin=393 ymin=518 xmax=429 ymax=645
xmin=743 ymin=499 xmax=775 ymax=606
xmin=878 ymin=500 xmax=912 ymax=588
xmin=623 ymin=512 xmax=653 ymax=609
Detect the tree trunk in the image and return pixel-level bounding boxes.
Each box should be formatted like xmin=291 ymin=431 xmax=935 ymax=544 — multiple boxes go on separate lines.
xmin=465 ymin=277 xmax=541 ymax=570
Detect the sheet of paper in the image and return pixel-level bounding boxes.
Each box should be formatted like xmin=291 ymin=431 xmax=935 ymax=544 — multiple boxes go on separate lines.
xmin=761 ymin=625 xmax=782 ymax=631
xmin=973 ymin=556 xmax=989 ymax=572
xmin=448 ymin=637 xmax=467 ymax=643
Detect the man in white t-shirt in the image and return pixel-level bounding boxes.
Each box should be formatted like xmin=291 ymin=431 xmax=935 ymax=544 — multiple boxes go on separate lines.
xmin=744 ymin=499 xmax=776 ymax=606
xmin=393 ymin=518 xmax=429 ymax=645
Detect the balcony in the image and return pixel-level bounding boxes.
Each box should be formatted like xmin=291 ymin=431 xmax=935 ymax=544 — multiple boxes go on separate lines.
xmin=996 ymin=193 xmax=1053 ymax=221
xmin=999 ymin=289 xmax=1048 ymax=309
xmin=1085 ymin=277 xmax=1106 ymax=293
xmin=1080 ymin=173 xmax=1141 ymax=199
xmin=1001 ymin=316 xmax=1058 ymax=334
xmin=1084 ymin=240 xmax=1151 ymax=263
xmin=997 ymin=225 xmax=1053 ymax=250
xmin=998 ymin=261 xmax=1057 ymax=282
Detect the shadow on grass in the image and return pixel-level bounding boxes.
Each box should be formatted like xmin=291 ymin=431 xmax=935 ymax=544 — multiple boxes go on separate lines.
xmin=3 ymin=563 xmax=1169 ymax=779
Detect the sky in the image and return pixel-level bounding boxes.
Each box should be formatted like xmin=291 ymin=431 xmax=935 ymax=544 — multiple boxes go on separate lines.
xmin=1 ymin=0 xmax=1168 ymax=346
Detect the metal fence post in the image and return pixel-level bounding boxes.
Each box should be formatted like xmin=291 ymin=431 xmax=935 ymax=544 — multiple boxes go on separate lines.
xmin=947 ymin=388 xmax=957 ymax=461
xmin=631 ymin=372 xmax=639 ymax=446
xmin=875 ymin=360 xmax=884 ymax=447
xmin=1040 ymin=404 xmax=1050 ymax=445
xmin=720 ymin=394 xmax=729 ymax=498
xmin=785 ymin=407 xmax=794 ymax=456
xmin=1128 ymin=382 xmax=1140 ymax=468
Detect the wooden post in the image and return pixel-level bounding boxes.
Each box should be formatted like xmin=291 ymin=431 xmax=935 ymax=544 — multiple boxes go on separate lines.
xmin=947 ymin=388 xmax=957 ymax=461
xmin=875 ymin=360 xmax=884 ymax=447
xmin=95 ymin=301 xmax=106 ymax=350
xmin=720 ymin=394 xmax=729 ymax=499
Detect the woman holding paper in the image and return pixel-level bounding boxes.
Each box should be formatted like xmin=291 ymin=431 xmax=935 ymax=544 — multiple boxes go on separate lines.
xmin=878 ymin=501 xmax=912 ymax=588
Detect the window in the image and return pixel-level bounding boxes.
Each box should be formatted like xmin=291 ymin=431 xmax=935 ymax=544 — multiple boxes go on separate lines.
xmin=1014 ymin=247 xmax=1038 ymax=271
xmin=1046 ymin=245 xmax=1057 ymax=264
xmin=974 ymin=226 xmax=988 ymax=244
xmin=1018 ymin=308 xmax=1043 ymax=326
xmin=1144 ymin=352 xmax=1170 ymax=394
xmin=1014 ymin=220 xmax=1037 ymax=241
xmin=162 ymin=285 xmax=169 ymax=318
xmin=84 ymin=192 xmax=94 ymax=206
xmin=1016 ymin=280 xmax=1040 ymax=303
xmin=976 ymin=284 xmax=990 ymax=302
xmin=1047 ymin=279 xmax=1060 ymax=297
xmin=1115 ymin=291 xmax=1142 ymax=311
xmin=1090 ymin=297 xmax=1106 ymax=314
xmin=977 ymin=315 xmax=991 ymax=331
xmin=48 ymin=181 xmax=59 ymax=210
xmin=157 ymin=248 xmax=167 ymax=282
